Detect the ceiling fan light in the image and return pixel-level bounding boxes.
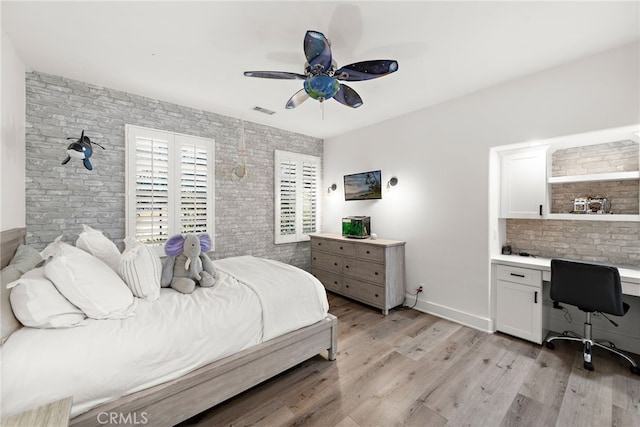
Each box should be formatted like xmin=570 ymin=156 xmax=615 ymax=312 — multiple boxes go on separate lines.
xmin=304 ymin=76 xmax=339 ymax=100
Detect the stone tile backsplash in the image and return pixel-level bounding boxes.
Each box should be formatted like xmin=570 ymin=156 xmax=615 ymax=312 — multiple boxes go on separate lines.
xmin=505 ymin=219 xmax=639 ymax=267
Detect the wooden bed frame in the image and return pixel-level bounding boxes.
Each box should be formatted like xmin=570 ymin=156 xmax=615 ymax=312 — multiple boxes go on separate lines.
xmin=1 ymin=227 xmax=338 ymax=427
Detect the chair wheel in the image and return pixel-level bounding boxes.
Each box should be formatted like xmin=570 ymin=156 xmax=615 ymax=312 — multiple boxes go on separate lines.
xmin=584 ymin=361 xmax=594 ymax=371
xmin=545 ymin=341 xmax=555 ymax=350
xmin=631 ymin=366 xmax=640 ymax=376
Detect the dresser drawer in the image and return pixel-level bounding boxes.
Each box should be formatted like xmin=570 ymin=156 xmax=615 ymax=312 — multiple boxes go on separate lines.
xmin=311 ymin=237 xmax=355 ymax=257
xmin=355 ymin=244 xmax=385 ymax=262
xmin=496 ymin=265 xmax=541 ymax=287
xmin=311 ymin=268 xmax=342 ymax=293
xmin=343 ymin=258 xmax=385 ymax=285
xmin=343 ymin=277 xmax=385 ymax=307
xmin=311 ymin=251 xmax=342 ymax=274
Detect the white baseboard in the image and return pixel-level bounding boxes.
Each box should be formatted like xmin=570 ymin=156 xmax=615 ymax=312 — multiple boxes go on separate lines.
xmin=409 ymin=294 xmax=493 ymax=333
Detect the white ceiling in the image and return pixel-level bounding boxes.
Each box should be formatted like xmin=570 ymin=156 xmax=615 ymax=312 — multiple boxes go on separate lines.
xmin=2 ymin=1 xmax=639 ymax=139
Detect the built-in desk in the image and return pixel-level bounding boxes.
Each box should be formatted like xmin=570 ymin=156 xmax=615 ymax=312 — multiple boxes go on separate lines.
xmin=492 ymin=254 xmax=640 ymax=296
xmin=491 ymin=255 xmax=640 ymax=354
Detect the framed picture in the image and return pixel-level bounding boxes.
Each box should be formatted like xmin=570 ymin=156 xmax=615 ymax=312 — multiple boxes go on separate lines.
xmin=343 ymin=170 xmax=382 ymax=200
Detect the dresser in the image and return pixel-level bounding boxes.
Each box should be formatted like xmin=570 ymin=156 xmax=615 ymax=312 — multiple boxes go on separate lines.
xmin=310 ymin=233 xmax=406 ymax=315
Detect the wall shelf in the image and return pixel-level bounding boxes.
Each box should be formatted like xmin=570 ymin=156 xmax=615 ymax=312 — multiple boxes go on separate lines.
xmin=546 ymin=213 xmax=640 ymax=222
xmin=547 ymin=171 xmax=639 ymax=184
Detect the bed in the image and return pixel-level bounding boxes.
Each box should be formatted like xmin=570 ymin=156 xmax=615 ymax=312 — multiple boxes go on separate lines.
xmin=1 ymin=227 xmax=337 ymax=426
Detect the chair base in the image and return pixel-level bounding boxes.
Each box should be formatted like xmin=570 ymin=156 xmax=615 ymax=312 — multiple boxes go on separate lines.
xmin=544 ymin=314 xmax=640 ymax=376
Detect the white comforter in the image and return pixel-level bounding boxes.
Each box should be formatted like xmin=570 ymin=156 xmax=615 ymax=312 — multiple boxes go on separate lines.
xmin=1 ymin=256 xmax=328 ymax=418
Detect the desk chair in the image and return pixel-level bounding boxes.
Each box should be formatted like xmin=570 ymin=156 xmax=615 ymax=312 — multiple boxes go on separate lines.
xmin=544 ymin=259 xmax=640 ymax=375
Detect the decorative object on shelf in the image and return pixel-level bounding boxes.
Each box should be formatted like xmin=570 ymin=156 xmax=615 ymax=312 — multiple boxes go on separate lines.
xmin=244 ymin=30 xmax=398 ymax=111
xmin=344 ymin=170 xmax=382 ymax=200
xmin=61 ymin=130 xmax=104 ymax=171
xmin=327 ymin=183 xmax=337 ymax=193
xmin=387 ymin=177 xmax=398 ymax=188
xmin=572 ymin=197 xmax=611 ymax=214
xmin=342 ymin=216 xmax=371 ymax=239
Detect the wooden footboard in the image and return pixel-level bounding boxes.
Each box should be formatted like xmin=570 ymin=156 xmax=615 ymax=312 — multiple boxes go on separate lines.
xmin=70 ymin=314 xmax=337 ymax=427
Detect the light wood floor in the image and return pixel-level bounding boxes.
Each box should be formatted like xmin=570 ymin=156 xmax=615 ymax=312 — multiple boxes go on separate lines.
xmin=180 ymin=293 xmax=640 ymax=427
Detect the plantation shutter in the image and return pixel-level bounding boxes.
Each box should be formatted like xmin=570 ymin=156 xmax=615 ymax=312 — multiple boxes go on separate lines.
xmin=132 ymin=133 xmax=170 ymax=245
xmin=275 ymin=150 xmax=321 ymax=244
xmin=301 ymin=160 xmax=319 ymax=233
xmin=126 ymin=125 xmax=215 ymax=253
xmin=177 ymin=136 xmax=212 ymax=234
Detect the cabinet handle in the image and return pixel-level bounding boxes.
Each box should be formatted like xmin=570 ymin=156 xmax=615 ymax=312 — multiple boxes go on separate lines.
xmin=510 ymin=273 xmax=525 ymax=278
xmin=534 ymin=291 xmax=538 ymax=304
xmin=539 ymin=204 xmax=543 ymax=216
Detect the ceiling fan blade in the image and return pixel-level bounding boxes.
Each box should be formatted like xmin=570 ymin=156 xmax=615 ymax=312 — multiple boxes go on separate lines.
xmin=335 ymin=60 xmax=398 ymax=81
xmin=304 ymin=30 xmax=332 ymax=71
xmin=244 ymin=71 xmax=306 ymax=80
xmin=333 ymin=84 xmax=363 ymax=108
xmin=285 ymin=89 xmax=310 ymax=109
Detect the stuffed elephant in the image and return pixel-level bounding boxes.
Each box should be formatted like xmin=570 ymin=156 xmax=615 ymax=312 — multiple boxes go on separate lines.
xmin=161 ymin=233 xmax=217 ymax=294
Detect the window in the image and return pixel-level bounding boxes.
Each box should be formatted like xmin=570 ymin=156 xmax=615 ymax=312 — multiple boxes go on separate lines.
xmin=125 ymin=125 xmax=215 ymax=253
xmin=275 ymin=150 xmax=321 ymax=244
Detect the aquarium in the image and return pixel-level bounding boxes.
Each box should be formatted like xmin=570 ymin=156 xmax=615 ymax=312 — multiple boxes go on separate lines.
xmin=344 ymin=170 xmax=382 ymax=201
xmin=342 ymin=216 xmax=371 ymax=239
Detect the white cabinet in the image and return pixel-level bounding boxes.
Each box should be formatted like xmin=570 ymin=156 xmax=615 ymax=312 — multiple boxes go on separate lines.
xmin=495 ymin=265 xmax=543 ymax=343
xmin=500 ymin=148 xmax=547 ymax=218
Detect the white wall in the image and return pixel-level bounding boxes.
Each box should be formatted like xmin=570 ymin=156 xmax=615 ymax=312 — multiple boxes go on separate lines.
xmin=1 ymin=31 xmax=26 ymax=231
xmin=323 ymin=42 xmax=640 ymax=330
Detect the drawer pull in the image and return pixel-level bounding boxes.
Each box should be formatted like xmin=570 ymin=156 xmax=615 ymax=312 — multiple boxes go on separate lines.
xmin=345 ymin=285 xmax=350 ymax=288
xmin=366 ymin=250 xmax=370 ymax=254
xmin=340 ymin=246 xmax=343 ymax=250
xmin=534 ymin=291 xmax=538 ymax=304
xmin=334 ymin=281 xmax=338 ymax=285
xmin=374 ymin=272 xmax=379 ymax=276
xmin=510 ymin=273 xmax=525 ymax=278
xmin=313 ymin=257 xmax=316 ymax=260
xmin=334 ymin=262 xmax=338 ymax=266
xmin=345 ymin=265 xmax=349 ymax=269
xmin=375 ymin=293 xmax=379 ymax=298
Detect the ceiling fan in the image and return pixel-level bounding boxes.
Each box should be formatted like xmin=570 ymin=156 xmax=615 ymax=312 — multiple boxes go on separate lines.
xmin=244 ymin=30 xmax=398 ymax=110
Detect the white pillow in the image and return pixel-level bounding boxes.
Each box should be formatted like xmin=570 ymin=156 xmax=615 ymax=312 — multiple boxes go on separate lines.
xmin=75 ymin=225 xmax=122 ymax=273
xmin=7 ymin=267 xmax=87 ymax=328
xmin=44 ymin=246 xmax=137 ymax=319
xmin=119 ymin=237 xmax=161 ymax=301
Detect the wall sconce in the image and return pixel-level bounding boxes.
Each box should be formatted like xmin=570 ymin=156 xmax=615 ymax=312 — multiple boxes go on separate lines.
xmin=387 ymin=177 xmax=398 ymax=188
xmin=327 ymin=183 xmax=337 ymax=193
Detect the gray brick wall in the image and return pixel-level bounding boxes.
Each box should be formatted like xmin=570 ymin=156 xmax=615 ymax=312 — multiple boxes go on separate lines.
xmin=549 ymin=140 xmax=639 ymax=214
xmin=505 ymin=220 xmax=639 ymax=267
xmin=25 ymin=71 xmax=322 ymax=270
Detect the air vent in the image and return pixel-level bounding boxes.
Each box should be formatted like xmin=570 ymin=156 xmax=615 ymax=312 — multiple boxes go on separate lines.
xmin=251 ymin=106 xmax=275 ymax=115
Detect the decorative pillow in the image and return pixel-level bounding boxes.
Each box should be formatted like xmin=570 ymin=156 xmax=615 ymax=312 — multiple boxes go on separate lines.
xmin=44 ymin=245 xmax=137 ymax=319
xmin=75 ymin=225 xmax=122 ymax=273
xmin=7 ymin=267 xmax=87 ymax=328
xmin=9 ymin=244 xmax=43 ymax=273
xmin=119 ymin=237 xmax=161 ymax=301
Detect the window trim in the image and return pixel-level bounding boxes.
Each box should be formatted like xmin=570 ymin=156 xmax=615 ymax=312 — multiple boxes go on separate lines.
xmin=274 ymin=149 xmax=321 ymax=244
xmin=125 ymin=125 xmax=215 ymax=255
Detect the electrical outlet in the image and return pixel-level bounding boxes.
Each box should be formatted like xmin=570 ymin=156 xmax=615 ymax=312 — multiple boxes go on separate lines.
xmin=417 ymin=284 xmax=424 ymax=293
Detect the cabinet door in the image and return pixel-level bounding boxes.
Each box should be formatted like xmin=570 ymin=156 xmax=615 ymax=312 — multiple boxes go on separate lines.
xmin=496 ymin=280 xmax=542 ymax=343
xmin=500 ymin=149 xmax=547 ymax=218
